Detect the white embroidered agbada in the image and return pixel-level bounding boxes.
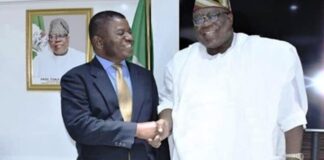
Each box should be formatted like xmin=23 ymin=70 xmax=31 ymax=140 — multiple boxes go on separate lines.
xmin=32 ymin=46 xmax=85 ymax=84
xmin=158 ymin=33 xmax=307 ymax=160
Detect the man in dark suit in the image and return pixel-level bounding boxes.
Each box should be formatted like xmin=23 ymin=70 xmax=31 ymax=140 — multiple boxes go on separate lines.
xmin=61 ymin=10 xmax=170 ymax=160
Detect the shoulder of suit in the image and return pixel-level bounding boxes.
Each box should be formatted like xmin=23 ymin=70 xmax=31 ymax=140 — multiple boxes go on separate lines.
xmin=127 ymin=61 xmax=152 ymax=74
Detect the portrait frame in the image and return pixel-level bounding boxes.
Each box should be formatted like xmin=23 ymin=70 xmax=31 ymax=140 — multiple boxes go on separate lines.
xmin=26 ymin=8 xmax=93 ymax=90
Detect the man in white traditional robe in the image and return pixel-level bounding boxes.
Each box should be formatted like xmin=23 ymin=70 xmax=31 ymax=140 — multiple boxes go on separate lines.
xmin=149 ymin=0 xmax=308 ymax=160
xmin=32 ymin=18 xmax=85 ymax=84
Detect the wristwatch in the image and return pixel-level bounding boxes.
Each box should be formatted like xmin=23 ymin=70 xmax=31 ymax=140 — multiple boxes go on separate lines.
xmin=285 ymin=153 xmax=304 ymax=160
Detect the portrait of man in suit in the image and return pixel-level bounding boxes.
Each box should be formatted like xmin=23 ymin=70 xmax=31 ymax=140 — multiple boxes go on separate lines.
xmin=60 ymin=10 xmax=169 ymax=160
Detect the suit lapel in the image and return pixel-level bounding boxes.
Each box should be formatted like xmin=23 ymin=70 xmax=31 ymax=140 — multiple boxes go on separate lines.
xmin=127 ymin=62 xmax=145 ymax=122
xmin=90 ymin=58 xmax=123 ymax=121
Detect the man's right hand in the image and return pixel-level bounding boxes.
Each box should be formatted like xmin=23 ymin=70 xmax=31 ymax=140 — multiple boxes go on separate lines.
xmin=148 ymin=118 xmax=171 ymax=148
xmin=136 ymin=121 xmax=158 ymax=140
xmin=156 ymin=118 xmax=171 ymax=140
xmin=148 ymin=109 xmax=173 ymax=148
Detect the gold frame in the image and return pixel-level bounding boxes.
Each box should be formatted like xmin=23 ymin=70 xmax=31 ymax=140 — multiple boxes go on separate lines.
xmin=26 ymin=8 xmax=93 ymax=90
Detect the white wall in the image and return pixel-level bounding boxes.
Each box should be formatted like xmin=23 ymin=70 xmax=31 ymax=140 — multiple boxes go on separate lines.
xmin=152 ymin=0 xmax=179 ymax=90
xmin=0 ymin=0 xmax=178 ymax=159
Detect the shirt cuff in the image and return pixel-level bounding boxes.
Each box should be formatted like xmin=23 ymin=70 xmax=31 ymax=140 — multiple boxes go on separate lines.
xmin=157 ymin=104 xmax=173 ymax=114
xmin=116 ymin=122 xmax=137 ymax=149
xmin=280 ymin=110 xmax=307 ymax=132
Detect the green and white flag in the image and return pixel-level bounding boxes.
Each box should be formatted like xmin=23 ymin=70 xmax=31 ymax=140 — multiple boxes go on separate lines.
xmin=32 ymin=15 xmax=45 ymax=30
xmin=31 ymin=15 xmax=45 ymax=59
xmin=130 ymin=0 xmax=153 ymax=70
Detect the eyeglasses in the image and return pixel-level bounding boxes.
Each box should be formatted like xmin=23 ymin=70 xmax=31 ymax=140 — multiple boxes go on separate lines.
xmin=193 ymin=11 xmax=230 ymax=26
xmin=48 ymin=34 xmax=68 ymax=41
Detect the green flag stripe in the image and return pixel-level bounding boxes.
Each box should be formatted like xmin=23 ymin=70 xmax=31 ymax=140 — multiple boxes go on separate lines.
xmin=31 ymin=15 xmax=45 ymax=59
xmin=131 ymin=0 xmax=153 ymax=70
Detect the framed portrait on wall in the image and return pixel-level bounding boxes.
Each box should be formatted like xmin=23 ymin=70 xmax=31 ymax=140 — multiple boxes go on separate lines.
xmin=26 ymin=8 xmax=93 ymax=90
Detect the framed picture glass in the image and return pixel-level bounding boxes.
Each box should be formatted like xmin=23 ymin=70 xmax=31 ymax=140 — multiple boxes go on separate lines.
xmin=26 ymin=8 xmax=93 ymax=90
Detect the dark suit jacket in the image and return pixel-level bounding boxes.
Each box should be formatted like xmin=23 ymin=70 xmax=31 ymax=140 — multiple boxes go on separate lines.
xmin=61 ymin=57 xmax=170 ymax=160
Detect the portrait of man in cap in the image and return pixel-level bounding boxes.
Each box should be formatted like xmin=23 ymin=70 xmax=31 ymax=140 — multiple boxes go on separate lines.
xmin=32 ymin=16 xmax=87 ymax=85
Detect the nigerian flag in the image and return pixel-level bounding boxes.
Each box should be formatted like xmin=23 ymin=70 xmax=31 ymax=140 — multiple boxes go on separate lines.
xmin=130 ymin=0 xmax=153 ymax=70
xmin=31 ymin=15 xmax=45 ymax=59
xmin=32 ymin=15 xmax=45 ymax=30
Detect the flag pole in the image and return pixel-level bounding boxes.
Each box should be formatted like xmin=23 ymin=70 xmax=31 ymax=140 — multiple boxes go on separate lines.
xmin=145 ymin=0 xmax=152 ymax=70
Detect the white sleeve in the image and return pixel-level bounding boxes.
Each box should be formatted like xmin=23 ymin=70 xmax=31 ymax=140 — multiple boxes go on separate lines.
xmin=158 ymin=60 xmax=174 ymax=113
xmin=277 ymin=46 xmax=308 ymax=132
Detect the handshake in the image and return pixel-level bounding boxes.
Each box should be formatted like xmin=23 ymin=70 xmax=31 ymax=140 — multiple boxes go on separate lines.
xmin=136 ymin=119 xmax=171 ymax=148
